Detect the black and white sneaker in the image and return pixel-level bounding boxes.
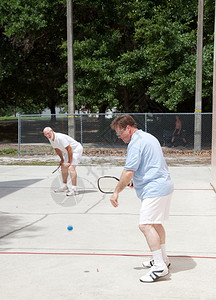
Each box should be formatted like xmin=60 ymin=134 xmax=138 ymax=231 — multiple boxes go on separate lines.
xmin=142 ymin=257 xmax=171 ymax=268
xmin=54 ymin=185 xmax=69 ymax=193
xmin=66 ymin=190 xmax=79 ymax=196
xmin=139 ymin=265 xmax=168 ymax=283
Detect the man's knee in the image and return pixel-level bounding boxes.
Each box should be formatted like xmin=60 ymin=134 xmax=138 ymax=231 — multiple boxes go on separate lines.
xmin=139 ymin=224 xmax=144 ymax=232
xmin=61 ymin=165 xmax=68 ymax=172
xmin=139 ymin=224 xmax=152 ymax=234
xmin=69 ymin=166 xmax=76 ymax=175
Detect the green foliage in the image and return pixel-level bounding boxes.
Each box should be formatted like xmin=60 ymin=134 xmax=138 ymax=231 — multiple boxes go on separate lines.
xmin=0 ymin=116 xmax=17 ymax=121
xmin=0 ymin=148 xmax=17 ymax=155
xmin=0 ymin=0 xmax=47 ymax=38
xmin=0 ymin=0 xmax=67 ymax=115
xmin=126 ymin=0 xmax=214 ymax=112
xmin=0 ymin=0 xmax=215 ymax=114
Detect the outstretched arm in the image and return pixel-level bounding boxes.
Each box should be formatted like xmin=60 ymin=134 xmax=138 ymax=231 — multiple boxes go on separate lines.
xmin=110 ymin=169 xmax=134 ymax=207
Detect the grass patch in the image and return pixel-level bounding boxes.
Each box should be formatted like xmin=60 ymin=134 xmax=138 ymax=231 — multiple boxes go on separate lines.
xmin=0 ymin=117 xmax=18 ymax=121
xmin=0 ymin=148 xmax=18 ymax=156
xmin=0 ymin=161 xmax=59 ymax=166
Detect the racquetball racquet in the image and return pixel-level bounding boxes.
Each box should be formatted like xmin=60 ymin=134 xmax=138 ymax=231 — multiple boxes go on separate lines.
xmin=52 ymin=164 xmax=61 ymax=174
xmin=46 ymin=164 xmax=61 ymax=179
xmin=97 ymin=176 xmax=120 ymax=194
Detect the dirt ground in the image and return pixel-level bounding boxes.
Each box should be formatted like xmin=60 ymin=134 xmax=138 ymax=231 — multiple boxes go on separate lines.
xmin=0 ymin=143 xmax=212 ymax=166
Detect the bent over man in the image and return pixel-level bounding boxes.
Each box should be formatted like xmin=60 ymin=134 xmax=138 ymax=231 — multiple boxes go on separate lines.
xmin=43 ymin=127 xmax=83 ymax=196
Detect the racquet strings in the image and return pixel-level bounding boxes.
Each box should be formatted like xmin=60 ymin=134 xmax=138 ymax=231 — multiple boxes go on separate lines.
xmin=97 ymin=176 xmax=119 ymax=193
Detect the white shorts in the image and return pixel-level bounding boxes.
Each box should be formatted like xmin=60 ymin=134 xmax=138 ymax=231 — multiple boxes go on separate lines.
xmin=139 ymin=193 xmax=172 ymax=224
xmin=63 ymin=145 xmax=83 ymax=165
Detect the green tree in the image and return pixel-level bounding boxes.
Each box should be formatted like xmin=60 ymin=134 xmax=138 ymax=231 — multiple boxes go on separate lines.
xmin=131 ymin=0 xmax=214 ymax=111
xmin=0 ymin=0 xmax=67 ymax=116
xmin=0 ymin=0 xmax=215 ymax=115
xmin=69 ymin=0 xmax=214 ymax=112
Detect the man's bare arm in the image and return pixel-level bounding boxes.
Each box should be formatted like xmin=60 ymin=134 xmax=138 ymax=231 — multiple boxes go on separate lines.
xmin=114 ymin=169 xmax=135 ymax=193
xmin=110 ymin=169 xmax=134 ymax=207
xmin=54 ymin=148 xmax=64 ymax=163
xmin=65 ymin=145 xmax=73 ymax=164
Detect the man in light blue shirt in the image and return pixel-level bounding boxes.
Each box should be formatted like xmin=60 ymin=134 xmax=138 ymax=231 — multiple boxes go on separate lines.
xmin=125 ymin=129 xmax=173 ymax=200
xmin=110 ymin=115 xmax=173 ymax=283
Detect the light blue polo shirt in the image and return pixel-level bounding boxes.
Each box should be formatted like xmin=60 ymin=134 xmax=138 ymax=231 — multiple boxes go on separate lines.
xmin=124 ymin=130 xmax=173 ymax=200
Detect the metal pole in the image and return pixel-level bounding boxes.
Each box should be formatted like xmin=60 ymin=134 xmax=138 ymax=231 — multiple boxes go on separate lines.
xmin=80 ymin=113 xmax=83 ymax=145
xmin=211 ymin=1 xmax=216 ymax=190
xmin=194 ymin=0 xmax=204 ymax=152
xmin=145 ymin=113 xmax=147 ymax=132
xmin=18 ymin=113 xmax=21 ymax=157
xmin=67 ymin=0 xmax=75 ymax=137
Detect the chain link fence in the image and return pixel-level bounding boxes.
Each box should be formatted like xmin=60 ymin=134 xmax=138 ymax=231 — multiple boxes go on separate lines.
xmin=17 ymin=113 xmax=212 ymax=155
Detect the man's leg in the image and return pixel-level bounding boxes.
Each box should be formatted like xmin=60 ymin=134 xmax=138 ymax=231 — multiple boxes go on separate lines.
xmin=67 ymin=147 xmax=82 ymax=190
xmin=61 ymin=165 xmax=69 ymax=184
xmin=154 ymin=224 xmax=165 ymax=244
xmin=139 ymin=224 xmax=168 ymax=282
xmin=69 ymin=165 xmax=77 ymax=187
xmin=54 ymin=165 xmax=69 ymax=193
xmin=141 ymin=224 xmax=170 ymax=266
xmin=65 ymin=165 xmax=79 ymax=196
xmin=154 ymin=224 xmax=169 ymax=263
xmin=139 ymin=224 xmax=161 ymax=252
xmin=139 ymin=223 xmax=165 ymax=267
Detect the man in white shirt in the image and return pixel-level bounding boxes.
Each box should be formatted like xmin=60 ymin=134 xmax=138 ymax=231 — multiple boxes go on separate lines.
xmin=43 ymin=127 xmax=83 ymax=196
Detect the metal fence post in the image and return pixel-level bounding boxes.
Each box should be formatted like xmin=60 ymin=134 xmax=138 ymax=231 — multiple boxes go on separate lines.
xmin=145 ymin=113 xmax=147 ymax=132
xmin=194 ymin=0 xmax=204 ymax=153
xmin=18 ymin=113 xmax=21 ymax=157
xmin=211 ymin=0 xmax=216 ymax=190
xmin=80 ymin=113 xmax=83 ymax=145
xmin=194 ymin=112 xmax=202 ymax=152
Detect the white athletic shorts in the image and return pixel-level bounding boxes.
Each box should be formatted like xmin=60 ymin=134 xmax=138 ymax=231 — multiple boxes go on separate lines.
xmin=139 ymin=192 xmax=173 ymax=224
xmin=63 ymin=145 xmax=83 ymax=165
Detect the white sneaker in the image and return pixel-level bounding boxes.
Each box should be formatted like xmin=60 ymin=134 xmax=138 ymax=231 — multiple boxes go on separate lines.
xmin=142 ymin=257 xmax=171 ymax=268
xmin=139 ymin=264 xmax=168 ymax=283
xmin=66 ymin=190 xmax=79 ymax=196
xmin=54 ymin=185 xmax=69 ymax=193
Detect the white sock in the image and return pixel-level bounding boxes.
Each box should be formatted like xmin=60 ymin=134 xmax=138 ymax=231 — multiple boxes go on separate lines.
xmin=63 ymin=183 xmax=68 ymax=188
xmin=72 ymin=185 xmax=77 ymax=191
xmin=152 ymin=249 xmax=165 ymax=268
xmin=161 ymin=244 xmax=168 ymax=261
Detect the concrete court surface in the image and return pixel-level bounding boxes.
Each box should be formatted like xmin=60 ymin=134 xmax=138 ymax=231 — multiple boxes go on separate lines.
xmin=0 ymin=165 xmax=216 ymax=300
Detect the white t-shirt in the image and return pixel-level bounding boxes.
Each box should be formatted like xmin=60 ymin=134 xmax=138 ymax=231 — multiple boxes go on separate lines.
xmin=49 ymin=132 xmax=82 ymax=154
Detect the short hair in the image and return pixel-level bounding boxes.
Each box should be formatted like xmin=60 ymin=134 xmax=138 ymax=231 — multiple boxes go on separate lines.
xmin=110 ymin=115 xmax=137 ymax=130
xmin=43 ymin=127 xmax=52 ymax=134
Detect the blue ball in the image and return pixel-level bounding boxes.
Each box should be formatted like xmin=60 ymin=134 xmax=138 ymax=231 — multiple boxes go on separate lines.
xmin=67 ymin=225 xmax=73 ymax=231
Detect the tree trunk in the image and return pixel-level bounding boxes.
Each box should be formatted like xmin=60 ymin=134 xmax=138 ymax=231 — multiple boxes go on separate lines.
xmin=50 ymin=102 xmax=56 ymax=122
xmin=123 ymin=87 xmax=130 ymax=112
xmin=98 ymin=103 xmax=108 ymax=120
